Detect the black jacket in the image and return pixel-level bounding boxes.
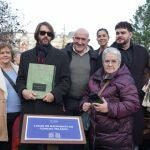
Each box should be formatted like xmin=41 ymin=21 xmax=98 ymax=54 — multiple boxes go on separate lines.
xmin=111 ymin=42 xmax=149 ymax=93
xmin=16 ymin=45 xmax=71 ymax=115
xmin=63 ymin=43 xmax=99 ymax=75
xmin=62 ymin=43 xmax=98 ymax=112
xmin=95 ymin=48 xmax=103 ymax=69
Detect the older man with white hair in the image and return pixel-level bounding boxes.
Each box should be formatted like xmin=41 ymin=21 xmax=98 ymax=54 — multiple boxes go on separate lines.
xmin=63 ymin=28 xmax=98 ymax=150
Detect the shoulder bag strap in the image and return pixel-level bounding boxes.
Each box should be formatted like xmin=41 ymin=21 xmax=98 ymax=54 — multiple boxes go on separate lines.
xmin=1 ymin=69 xmax=18 ymax=93
xmin=98 ymin=80 xmax=110 ymax=97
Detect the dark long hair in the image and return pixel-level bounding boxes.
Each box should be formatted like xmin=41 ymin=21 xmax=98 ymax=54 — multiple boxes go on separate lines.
xmin=34 ymin=21 xmax=55 ymax=41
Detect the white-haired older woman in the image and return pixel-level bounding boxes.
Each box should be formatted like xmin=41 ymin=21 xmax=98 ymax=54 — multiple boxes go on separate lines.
xmin=81 ymin=47 xmax=140 ymax=150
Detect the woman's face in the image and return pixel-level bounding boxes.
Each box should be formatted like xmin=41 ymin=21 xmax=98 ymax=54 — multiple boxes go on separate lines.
xmin=97 ymin=30 xmax=109 ymax=47
xmin=103 ymin=53 xmax=120 ymax=74
xmin=0 ymin=47 xmax=12 ymax=65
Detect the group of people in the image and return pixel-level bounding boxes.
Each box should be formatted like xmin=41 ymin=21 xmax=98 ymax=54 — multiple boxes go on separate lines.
xmin=0 ymin=20 xmax=149 ymax=150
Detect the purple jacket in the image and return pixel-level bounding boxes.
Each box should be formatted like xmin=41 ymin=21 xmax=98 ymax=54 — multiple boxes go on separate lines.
xmin=81 ymin=65 xmax=140 ymax=150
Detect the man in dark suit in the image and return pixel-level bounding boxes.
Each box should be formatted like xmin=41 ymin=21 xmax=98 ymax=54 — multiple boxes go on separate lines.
xmin=16 ymin=21 xmax=71 ymax=150
xmin=111 ymin=21 xmax=149 ymax=150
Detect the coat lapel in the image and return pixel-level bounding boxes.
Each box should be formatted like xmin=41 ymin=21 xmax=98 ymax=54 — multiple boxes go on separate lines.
xmin=29 ymin=48 xmax=37 ymax=63
xmin=45 ymin=47 xmax=55 ymax=64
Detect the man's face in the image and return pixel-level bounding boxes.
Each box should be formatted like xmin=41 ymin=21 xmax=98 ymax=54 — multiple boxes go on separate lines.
xmin=38 ymin=25 xmax=53 ymax=46
xmin=115 ymin=28 xmax=132 ymax=47
xmin=73 ymin=31 xmax=90 ymax=53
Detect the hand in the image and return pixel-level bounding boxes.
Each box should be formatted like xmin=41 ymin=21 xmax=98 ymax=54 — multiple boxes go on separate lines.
xmin=43 ymin=92 xmax=54 ymax=103
xmin=22 ymin=89 xmax=37 ymax=100
xmin=82 ymin=102 xmax=91 ymax=112
xmin=93 ymin=97 xmax=108 ymax=113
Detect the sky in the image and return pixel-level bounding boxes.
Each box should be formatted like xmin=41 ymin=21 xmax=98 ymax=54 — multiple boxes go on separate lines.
xmin=7 ymin=0 xmax=146 ymax=48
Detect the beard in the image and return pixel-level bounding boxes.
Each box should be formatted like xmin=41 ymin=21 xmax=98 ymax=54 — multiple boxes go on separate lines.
xmin=116 ymin=38 xmax=130 ymax=48
xmin=38 ymin=37 xmax=50 ymax=46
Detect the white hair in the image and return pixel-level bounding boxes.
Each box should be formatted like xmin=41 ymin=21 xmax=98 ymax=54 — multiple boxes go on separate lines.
xmin=102 ymin=47 xmax=121 ymax=64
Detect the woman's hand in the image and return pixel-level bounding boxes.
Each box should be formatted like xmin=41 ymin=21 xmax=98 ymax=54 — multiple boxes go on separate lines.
xmin=92 ymin=97 xmax=108 ymax=113
xmin=82 ymin=102 xmax=91 ymax=112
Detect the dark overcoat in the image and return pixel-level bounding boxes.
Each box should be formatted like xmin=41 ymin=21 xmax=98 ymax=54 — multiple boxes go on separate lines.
xmin=16 ymin=45 xmax=71 ymax=115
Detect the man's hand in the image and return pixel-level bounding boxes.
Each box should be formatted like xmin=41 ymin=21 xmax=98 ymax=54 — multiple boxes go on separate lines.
xmin=22 ymin=89 xmax=37 ymax=100
xmin=43 ymin=92 xmax=54 ymax=103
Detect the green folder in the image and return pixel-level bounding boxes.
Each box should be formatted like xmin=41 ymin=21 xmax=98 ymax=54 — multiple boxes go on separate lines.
xmin=26 ymin=63 xmax=55 ymax=99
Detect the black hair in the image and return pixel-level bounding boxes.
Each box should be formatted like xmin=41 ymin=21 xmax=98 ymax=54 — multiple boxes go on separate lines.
xmin=96 ymin=28 xmax=109 ymax=37
xmin=115 ymin=21 xmax=133 ymax=32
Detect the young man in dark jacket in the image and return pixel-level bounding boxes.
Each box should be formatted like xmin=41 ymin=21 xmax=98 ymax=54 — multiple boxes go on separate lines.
xmin=111 ymin=21 xmax=149 ymax=150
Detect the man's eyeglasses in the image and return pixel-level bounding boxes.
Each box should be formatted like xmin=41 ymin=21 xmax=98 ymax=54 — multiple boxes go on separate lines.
xmin=39 ymin=31 xmax=53 ymax=37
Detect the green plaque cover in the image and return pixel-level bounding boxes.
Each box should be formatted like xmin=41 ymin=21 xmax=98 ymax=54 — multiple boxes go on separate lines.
xmin=26 ymin=63 xmax=55 ymax=99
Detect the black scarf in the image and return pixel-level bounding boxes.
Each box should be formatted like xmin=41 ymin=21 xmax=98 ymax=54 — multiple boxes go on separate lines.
xmin=35 ymin=44 xmax=51 ymax=64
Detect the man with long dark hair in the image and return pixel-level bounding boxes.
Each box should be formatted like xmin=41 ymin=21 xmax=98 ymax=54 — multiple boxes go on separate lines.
xmin=16 ymin=21 xmax=71 ymax=150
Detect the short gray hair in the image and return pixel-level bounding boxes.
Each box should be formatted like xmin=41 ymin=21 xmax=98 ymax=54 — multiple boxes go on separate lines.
xmin=102 ymin=47 xmax=121 ymax=64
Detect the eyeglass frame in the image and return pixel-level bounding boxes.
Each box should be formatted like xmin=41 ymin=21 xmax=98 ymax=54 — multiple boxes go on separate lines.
xmin=39 ymin=31 xmax=53 ymax=37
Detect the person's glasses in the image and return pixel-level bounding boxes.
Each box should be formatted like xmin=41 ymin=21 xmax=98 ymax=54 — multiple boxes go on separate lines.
xmin=39 ymin=31 xmax=53 ymax=37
